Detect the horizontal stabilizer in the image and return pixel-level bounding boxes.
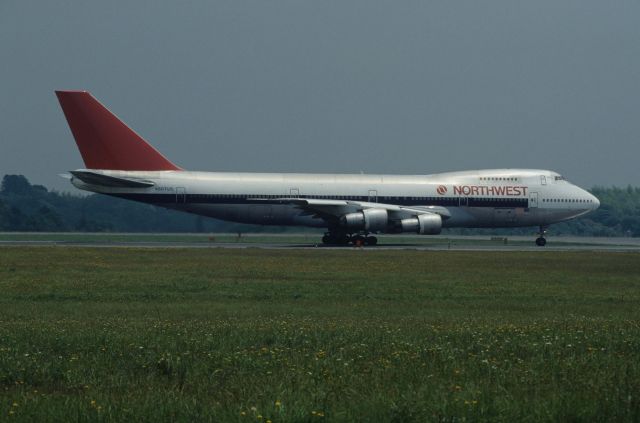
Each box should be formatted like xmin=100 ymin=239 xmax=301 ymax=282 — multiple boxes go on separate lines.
xmin=70 ymin=171 xmax=155 ymax=188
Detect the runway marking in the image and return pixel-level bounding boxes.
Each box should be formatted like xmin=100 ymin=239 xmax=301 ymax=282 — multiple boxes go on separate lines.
xmin=1 ymin=240 xmax=639 ymax=252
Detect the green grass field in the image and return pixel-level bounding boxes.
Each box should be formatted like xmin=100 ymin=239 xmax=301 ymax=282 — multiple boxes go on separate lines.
xmin=1 ymin=247 xmax=639 ymax=422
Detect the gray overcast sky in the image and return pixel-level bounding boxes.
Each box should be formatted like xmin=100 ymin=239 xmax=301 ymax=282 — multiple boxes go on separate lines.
xmin=1 ymin=1 xmax=639 ymax=191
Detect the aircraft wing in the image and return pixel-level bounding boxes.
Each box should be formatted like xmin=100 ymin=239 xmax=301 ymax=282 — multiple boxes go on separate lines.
xmin=268 ymin=198 xmax=451 ymax=223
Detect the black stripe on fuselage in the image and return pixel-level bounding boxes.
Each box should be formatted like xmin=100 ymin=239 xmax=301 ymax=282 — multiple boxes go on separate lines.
xmin=108 ymin=193 xmax=529 ymax=208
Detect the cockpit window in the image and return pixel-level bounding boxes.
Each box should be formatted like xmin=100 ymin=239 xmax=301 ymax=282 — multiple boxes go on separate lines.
xmin=554 ymin=176 xmax=566 ymax=181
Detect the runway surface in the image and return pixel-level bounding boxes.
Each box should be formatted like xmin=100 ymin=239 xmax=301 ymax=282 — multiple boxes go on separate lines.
xmin=1 ymin=234 xmax=639 ymax=252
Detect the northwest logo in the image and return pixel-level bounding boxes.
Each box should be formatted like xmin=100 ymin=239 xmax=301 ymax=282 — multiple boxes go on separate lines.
xmin=436 ymin=185 xmax=447 ymax=195
xmin=453 ymin=185 xmax=528 ymax=196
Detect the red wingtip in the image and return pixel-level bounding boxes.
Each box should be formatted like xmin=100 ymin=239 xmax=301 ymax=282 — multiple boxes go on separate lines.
xmin=55 ymin=91 xmax=181 ymax=171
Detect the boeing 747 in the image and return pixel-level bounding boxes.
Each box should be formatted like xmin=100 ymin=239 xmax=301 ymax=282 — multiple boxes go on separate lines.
xmin=56 ymin=91 xmax=599 ymax=246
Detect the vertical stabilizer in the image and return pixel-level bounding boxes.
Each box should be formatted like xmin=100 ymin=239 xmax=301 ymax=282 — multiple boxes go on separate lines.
xmin=55 ymin=91 xmax=181 ymax=171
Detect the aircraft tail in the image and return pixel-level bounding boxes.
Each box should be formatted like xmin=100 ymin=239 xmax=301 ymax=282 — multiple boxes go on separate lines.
xmin=55 ymin=91 xmax=181 ymax=171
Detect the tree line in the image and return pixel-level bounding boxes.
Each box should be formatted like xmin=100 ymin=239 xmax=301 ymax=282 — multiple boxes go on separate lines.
xmin=0 ymin=174 xmax=638 ymax=236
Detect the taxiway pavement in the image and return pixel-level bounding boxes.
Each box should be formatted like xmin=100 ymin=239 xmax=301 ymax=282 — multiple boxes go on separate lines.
xmin=1 ymin=235 xmax=639 ymax=252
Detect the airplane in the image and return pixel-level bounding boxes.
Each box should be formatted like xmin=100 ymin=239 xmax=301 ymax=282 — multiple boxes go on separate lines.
xmin=55 ymin=90 xmax=600 ymax=246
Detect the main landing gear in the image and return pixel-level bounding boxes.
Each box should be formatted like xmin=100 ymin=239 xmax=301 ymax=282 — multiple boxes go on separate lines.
xmin=535 ymin=225 xmax=548 ymax=247
xmin=321 ymin=231 xmax=378 ymax=246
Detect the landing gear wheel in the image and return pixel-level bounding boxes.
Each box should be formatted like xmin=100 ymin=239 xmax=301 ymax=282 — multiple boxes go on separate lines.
xmin=365 ymin=236 xmax=378 ymax=246
xmin=352 ymin=235 xmax=366 ymax=247
xmin=535 ymin=225 xmax=548 ymax=247
xmin=338 ymin=234 xmax=351 ymax=245
xmin=322 ymin=232 xmax=351 ymax=245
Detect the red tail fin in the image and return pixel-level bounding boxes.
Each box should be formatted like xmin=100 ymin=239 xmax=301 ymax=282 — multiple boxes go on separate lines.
xmin=55 ymin=91 xmax=181 ymax=171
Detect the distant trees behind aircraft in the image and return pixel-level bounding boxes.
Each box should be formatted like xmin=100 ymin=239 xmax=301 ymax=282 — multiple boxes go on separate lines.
xmin=0 ymin=174 xmax=242 ymax=233
xmin=1 ymin=174 xmax=639 ymax=236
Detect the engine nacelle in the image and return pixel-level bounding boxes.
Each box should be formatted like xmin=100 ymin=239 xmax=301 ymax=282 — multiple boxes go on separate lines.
xmin=340 ymin=208 xmax=388 ymax=232
xmin=399 ymin=213 xmax=442 ymax=235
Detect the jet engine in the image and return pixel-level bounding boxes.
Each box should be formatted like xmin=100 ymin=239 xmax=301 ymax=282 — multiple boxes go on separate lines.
xmin=398 ymin=213 xmax=442 ymax=235
xmin=340 ymin=208 xmax=388 ymax=232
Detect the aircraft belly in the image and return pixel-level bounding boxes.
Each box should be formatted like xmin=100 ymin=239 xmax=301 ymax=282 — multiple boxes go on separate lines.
xmin=444 ymin=207 xmax=544 ymax=228
xmin=442 ymin=207 xmax=487 ymax=228
xmin=118 ymin=186 xmax=573 ymax=231
xmin=176 ymin=204 xmax=325 ymax=227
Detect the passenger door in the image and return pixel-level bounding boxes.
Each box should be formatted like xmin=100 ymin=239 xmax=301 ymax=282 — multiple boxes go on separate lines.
xmin=176 ymin=187 xmax=186 ymax=203
xmin=368 ymin=190 xmax=378 ymax=203
xmin=529 ymin=192 xmax=538 ymax=208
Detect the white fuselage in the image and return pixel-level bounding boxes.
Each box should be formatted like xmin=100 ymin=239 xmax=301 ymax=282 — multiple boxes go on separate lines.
xmin=70 ymin=168 xmax=599 ymax=231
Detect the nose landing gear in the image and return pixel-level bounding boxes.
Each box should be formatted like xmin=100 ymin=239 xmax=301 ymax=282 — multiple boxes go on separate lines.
xmin=535 ymin=226 xmax=548 ymax=246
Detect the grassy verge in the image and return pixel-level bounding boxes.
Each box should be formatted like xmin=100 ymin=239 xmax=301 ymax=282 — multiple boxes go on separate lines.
xmin=0 ymin=248 xmax=639 ymax=421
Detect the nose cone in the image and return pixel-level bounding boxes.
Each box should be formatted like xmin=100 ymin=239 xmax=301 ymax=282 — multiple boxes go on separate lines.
xmin=591 ymin=194 xmax=600 ymax=210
